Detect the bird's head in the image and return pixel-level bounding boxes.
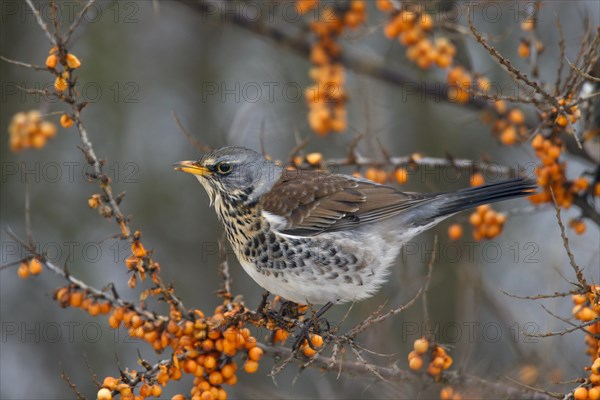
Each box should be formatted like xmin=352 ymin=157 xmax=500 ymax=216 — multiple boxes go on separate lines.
xmin=174 ymin=146 xmax=282 ymax=207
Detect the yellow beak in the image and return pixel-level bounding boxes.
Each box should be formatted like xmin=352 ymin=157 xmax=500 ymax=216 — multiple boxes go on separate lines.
xmin=173 ymin=161 xmax=210 ymax=176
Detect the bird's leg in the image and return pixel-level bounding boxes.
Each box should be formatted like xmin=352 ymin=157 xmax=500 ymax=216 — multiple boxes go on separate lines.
xmin=292 ymin=301 xmax=334 ymax=352
xmin=256 ymin=291 xmax=270 ymax=316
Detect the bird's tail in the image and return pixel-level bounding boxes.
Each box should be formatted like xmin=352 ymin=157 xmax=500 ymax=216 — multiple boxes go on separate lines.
xmin=426 ymin=177 xmax=537 ymax=220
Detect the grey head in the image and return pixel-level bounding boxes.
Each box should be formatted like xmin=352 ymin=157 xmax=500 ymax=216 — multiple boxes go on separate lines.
xmin=174 ymin=146 xmax=283 ymax=207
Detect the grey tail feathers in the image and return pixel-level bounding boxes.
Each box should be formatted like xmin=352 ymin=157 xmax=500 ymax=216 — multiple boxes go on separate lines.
xmin=431 ymin=177 xmax=537 ymax=219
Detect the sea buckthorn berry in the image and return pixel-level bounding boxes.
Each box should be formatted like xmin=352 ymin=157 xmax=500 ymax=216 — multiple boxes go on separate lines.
xmin=518 ymin=40 xmax=530 ymax=58
xmin=17 ymin=262 xmax=30 ymax=279
xmin=573 ymin=387 xmax=588 ymax=400
xmin=88 ymin=194 xmax=100 ymax=209
xmin=588 ymin=387 xmax=600 ymax=400
xmin=273 ymin=329 xmax=289 ymax=343
xmin=409 ymin=356 xmax=423 ymax=370
xmin=309 ymin=334 xmax=324 ymax=348
xmin=54 ymin=76 xmax=68 ymax=92
xmin=248 ymin=346 xmax=264 ymax=361
xmin=97 ymin=388 xmax=112 ymax=400
xmin=102 ymin=377 xmax=118 ymax=390
xmin=244 ymin=360 xmax=259 ymax=373
xmin=376 ymin=0 xmax=394 ymax=12
xmin=209 ymin=371 xmax=223 ymax=386
xmin=65 ymin=53 xmax=81 ymax=69
xmin=448 ymin=224 xmax=463 ymax=240
xmin=60 ymin=114 xmax=74 ymax=128
xmin=302 ymin=343 xmax=317 ymax=357
xmin=470 ymin=173 xmax=485 ymax=187
xmin=28 ymin=258 xmax=43 ymax=275
xmin=46 ymin=54 xmax=58 ymax=68
xmin=395 ymin=167 xmax=408 ymax=184
xmin=413 ymin=338 xmax=429 ymax=354
xmin=555 ymin=114 xmax=568 ymax=127
xmin=306 ymin=152 xmax=323 ymax=166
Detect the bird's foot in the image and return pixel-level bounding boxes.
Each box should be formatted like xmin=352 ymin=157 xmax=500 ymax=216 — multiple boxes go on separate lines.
xmin=292 ymin=302 xmax=333 ymax=352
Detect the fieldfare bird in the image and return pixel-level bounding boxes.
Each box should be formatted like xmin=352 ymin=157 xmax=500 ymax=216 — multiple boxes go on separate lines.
xmin=175 ymin=146 xmax=535 ymax=306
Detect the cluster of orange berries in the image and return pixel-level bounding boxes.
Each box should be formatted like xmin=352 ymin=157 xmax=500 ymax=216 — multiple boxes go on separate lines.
xmin=16 ymin=258 xmax=43 ymax=279
xmin=440 ymin=386 xmax=463 ymax=400
xmin=528 ymin=134 xmax=593 ymax=223
xmin=381 ymin=6 xmax=457 ymax=70
xmin=572 ymin=357 xmax=600 ymax=400
xmin=464 ymin=173 xmax=507 ymax=240
xmin=361 ymin=166 xmax=409 ymax=185
xmin=549 ymin=97 xmax=581 ymax=129
xmin=8 ymin=110 xmax=57 ymax=152
xmin=97 ymin=377 xmax=163 ymax=400
xmin=469 ymin=204 xmax=507 ymax=241
xmin=298 ymin=333 xmax=324 ymax=357
xmin=407 ymin=338 xmax=453 ymax=379
xmin=54 ymin=286 xmax=113 ymax=316
xmin=303 ymin=1 xmax=365 ymax=135
xmin=446 ymin=66 xmax=488 ymax=104
xmin=572 ymin=287 xmax=600 ymax=358
xmin=99 ymin=302 xmax=264 ymax=399
xmin=305 ymin=64 xmax=347 ymax=134
xmin=491 ymin=102 xmax=529 ymax=146
xmin=46 ymin=47 xmax=81 ymax=93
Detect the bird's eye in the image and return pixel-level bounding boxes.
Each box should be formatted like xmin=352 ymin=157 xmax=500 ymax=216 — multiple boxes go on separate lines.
xmin=217 ymin=162 xmax=232 ymax=174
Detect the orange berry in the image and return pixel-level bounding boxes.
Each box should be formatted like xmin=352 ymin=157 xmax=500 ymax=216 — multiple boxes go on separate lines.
xmin=65 ymin=53 xmax=81 ymax=69
xmin=69 ymin=291 xmax=83 ymax=307
xmin=28 ymin=258 xmax=43 ymax=275
xmin=573 ymin=387 xmax=588 ymax=400
xmin=521 ymin=19 xmax=535 ymax=31
xmin=442 ymin=356 xmax=453 ymax=370
xmin=102 ymin=377 xmax=118 ymax=390
xmin=427 ymin=363 xmax=442 ymax=376
xmin=200 ymin=390 xmax=214 ymax=400
xmin=588 ymin=388 xmax=600 ymax=400
xmin=54 ymin=76 xmax=68 ymax=92
xmin=508 ymin=109 xmax=525 ymax=125
xmin=40 ymin=121 xmax=57 ymax=138
xmin=306 ymin=152 xmax=323 ymax=166
xmin=273 ymin=329 xmax=289 ymax=343
xmin=221 ymin=364 xmax=235 ymax=379
xmin=244 ymin=360 xmax=259 ymax=373
xmin=209 ymin=371 xmax=223 ymax=386
xmin=248 ymin=346 xmax=264 ymax=361
xmin=204 ymin=355 xmax=217 ymax=370
xmin=309 ymin=334 xmax=324 ymax=348
xmin=302 ymin=345 xmax=317 ymax=357
xmin=17 ymin=262 xmax=30 ymax=279
xmin=470 ymin=173 xmax=485 ymax=187
xmin=414 ymin=338 xmax=429 ymax=354
xmin=571 ymin=220 xmax=587 ymax=235
xmin=409 ymin=356 xmax=423 ymax=370
xmin=46 ymin=54 xmax=58 ymax=69
xmin=395 ymin=167 xmax=408 ymax=184
xmin=500 ymin=126 xmax=518 ymax=145
xmin=60 ymin=114 xmax=73 ymax=128
xmin=97 ymin=388 xmax=113 ymax=400
xmin=376 ymin=0 xmax=394 ymax=12
xmin=448 ymin=224 xmax=463 ymax=240
xmin=419 ymin=13 xmax=433 ymax=30
xmin=518 ymin=41 xmax=530 ymax=58
xmin=435 ymin=53 xmax=452 ymax=68
xmin=150 ymin=385 xmax=162 ymax=397
xmin=469 ymin=212 xmax=482 ymax=226
xmin=555 ymin=114 xmax=568 ymax=127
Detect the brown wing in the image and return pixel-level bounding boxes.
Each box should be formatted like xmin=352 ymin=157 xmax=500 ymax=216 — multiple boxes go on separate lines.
xmin=260 ymin=170 xmax=431 ymax=236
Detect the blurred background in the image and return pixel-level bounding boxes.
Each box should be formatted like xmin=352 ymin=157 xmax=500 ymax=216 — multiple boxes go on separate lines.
xmin=1 ymin=1 xmax=599 ymax=398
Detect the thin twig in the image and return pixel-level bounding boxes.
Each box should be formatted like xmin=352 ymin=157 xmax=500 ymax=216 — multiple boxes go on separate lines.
xmin=25 ymin=0 xmax=58 ymax=45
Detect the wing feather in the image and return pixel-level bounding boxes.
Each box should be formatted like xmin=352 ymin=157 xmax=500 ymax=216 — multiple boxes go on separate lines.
xmin=260 ymin=170 xmax=431 ymax=235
